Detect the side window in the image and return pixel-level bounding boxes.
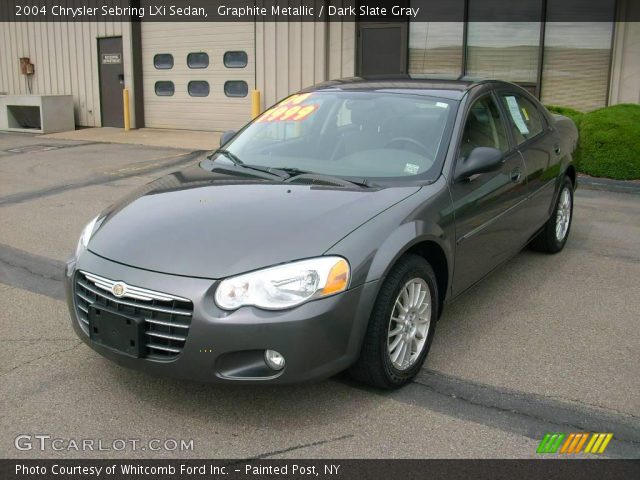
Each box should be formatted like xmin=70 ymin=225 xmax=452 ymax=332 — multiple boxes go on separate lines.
xmin=187 ymin=52 xmax=209 ymax=69
xmin=223 ymin=51 xmax=248 ymax=68
xmin=154 ymin=81 xmax=175 ymax=97
xmin=459 ymin=95 xmax=509 ymax=159
xmin=153 ymin=54 xmax=173 ymax=70
xmin=188 ymin=81 xmax=210 ymax=97
xmin=224 ymin=81 xmax=249 ymax=98
xmin=499 ymin=94 xmax=544 ymax=145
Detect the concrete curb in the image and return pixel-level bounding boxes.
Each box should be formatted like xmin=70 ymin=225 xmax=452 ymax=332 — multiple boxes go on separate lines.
xmin=578 ymin=175 xmax=640 ymax=195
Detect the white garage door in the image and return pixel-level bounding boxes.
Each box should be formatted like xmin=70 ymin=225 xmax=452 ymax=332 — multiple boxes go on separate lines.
xmin=141 ymin=22 xmax=254 ymax=131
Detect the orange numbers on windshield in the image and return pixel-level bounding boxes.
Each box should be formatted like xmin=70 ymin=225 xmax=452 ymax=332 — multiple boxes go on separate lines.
xmin=256 ymin=93 xmax=318 ymax=123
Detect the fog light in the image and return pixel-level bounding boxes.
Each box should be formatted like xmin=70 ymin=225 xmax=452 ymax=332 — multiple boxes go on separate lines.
xmin=264 ymin=350 xmax=285 ymax=371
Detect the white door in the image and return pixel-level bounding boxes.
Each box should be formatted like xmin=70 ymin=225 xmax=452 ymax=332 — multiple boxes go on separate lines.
xmin=141 ymin=22 xmax=254 ymax=131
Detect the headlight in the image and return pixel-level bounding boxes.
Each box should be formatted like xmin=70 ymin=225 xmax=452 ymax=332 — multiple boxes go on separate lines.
xmin=75 ymin=215 xmax=99 ymax=258
xmin=215 ymin=257 xmax=350 ymax=311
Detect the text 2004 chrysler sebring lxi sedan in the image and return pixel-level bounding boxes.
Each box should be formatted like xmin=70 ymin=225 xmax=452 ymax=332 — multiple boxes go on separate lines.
xmin=66 ymin=78 xmax=578 ymax=389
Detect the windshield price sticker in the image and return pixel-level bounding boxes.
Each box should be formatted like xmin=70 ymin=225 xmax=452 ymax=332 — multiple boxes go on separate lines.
xmin=404 ymin=163 xmax=420 ymax=175
xmin=257 ymin=93 xmax=318 ymax=123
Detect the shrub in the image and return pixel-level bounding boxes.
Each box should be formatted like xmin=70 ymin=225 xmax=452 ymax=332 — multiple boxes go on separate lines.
xmin=574 ymin=104 xmax=640 ymax=180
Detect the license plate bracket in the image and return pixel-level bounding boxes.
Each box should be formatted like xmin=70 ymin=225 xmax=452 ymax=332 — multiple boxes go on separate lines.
xmin=88 ymin=306 xmax=145 ymax=358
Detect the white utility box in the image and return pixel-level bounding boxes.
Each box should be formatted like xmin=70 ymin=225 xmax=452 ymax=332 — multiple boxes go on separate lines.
xmin=0 ymin=95 xmax=75 ymax=134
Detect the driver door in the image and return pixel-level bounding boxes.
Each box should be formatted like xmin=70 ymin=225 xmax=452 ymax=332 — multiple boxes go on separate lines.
xmin=450 ymin=93 xmax=529 ymax=296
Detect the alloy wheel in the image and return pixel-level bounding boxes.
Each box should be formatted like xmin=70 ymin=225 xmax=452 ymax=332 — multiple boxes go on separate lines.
xmin=555 ymin=187 xmax=572 ymax=241
xmin=387 ymin=278 xmax=431 ymax=370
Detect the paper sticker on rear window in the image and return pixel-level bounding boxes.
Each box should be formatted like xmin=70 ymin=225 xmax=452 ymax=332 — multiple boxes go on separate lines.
xmin=505 ymin=96 xmax=530 ymax=135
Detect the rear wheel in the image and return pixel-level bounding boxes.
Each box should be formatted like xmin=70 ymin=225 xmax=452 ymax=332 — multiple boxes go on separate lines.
xmin=531 ymin=177 xmax=574 ymax=253
xmin=349 ymin=254 xmax=438 ymax=389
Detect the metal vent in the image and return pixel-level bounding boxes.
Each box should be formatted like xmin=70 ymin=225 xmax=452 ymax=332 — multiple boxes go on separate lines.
xmin=74 ymin=271 xmax=193 ymax=359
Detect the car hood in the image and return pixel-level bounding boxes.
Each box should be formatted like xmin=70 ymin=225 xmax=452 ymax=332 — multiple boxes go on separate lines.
xmin=88 ymin=167 xmax=420 ymax=279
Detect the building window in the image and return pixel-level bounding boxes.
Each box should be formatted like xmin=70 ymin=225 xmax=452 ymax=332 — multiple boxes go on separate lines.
xmin=154 ymin=54 xmax=174 ymax=70
xmin=187 ymin=52 xmax=209 ymax=69
xmin=466 ymin=22 xmax=541 ymax=84
xmin=540 ymin=22 xmax=614 ymax=112
xmin=224 ymin=81 xmax=248 ymax=98
xmin=188 ymin=81 xmax=210 ymax=97
xmin=465 ymin=0 xmax=542 ymax=84
xmin=223 ymin=51 xmax=248 ymax=68
xmin=409 ymin=21 xmax=464 ymax=78
xmin=408 ymin=0 xmax=464 ymax=78
xmin=408 ymin=1 xmax=615 ymax=111
xmin=154 ymin=81 xmax=175 ymax=96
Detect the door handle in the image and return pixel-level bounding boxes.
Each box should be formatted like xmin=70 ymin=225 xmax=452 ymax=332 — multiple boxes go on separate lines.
xmin=510 ymin=168 xmax=522 ymax=183
xmin=554 ymin=145 xmax=562 ymax=156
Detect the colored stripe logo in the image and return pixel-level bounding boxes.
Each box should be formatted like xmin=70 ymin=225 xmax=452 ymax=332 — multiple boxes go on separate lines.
xmin=537 ymin=433 xmax=613 ymax=454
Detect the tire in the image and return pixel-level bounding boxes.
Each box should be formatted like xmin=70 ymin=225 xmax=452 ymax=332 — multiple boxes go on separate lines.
xmin=530 ymin=176 xmax=574 ymax=254
xmin=349 ymin=254 xmax=438 ymax=389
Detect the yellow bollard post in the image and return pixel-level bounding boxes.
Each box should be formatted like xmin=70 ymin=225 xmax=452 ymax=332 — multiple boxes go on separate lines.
xmin=123 ymin=88 xmax=131 ymax=131
xmin=251 ymin=89 xmax=261 ymax=119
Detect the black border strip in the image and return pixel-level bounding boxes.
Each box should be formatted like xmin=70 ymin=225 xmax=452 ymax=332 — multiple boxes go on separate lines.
xmin=2 ymin=459 xmax=639 ymax=480
xmin=2 ymin=0 xmax=628 ymax=22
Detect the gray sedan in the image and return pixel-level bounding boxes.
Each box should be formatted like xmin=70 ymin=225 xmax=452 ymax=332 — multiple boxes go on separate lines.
xmin=66 ymin=77 xmax=578 ymax=389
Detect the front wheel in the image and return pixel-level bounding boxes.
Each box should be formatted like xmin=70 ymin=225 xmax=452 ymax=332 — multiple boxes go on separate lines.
xmin=530 ymin=176 xmax=574 ymax=254
xmin=349 ymin=254 xmax=438 ymax=389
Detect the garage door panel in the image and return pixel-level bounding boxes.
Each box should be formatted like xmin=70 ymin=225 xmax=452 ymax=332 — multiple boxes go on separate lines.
xmin=142 ymin=22 xmax=254 ymax=131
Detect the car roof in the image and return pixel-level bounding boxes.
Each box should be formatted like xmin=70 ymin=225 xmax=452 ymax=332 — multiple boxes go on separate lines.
xmin=303 ymin=76 xmax=512 ymax=101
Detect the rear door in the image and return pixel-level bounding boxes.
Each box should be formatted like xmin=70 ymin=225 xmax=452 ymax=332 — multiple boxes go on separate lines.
xmin=449 ymin=92 xmax=529 ymax=296
xmin=496 ymin=90 xmax=560 ymax=235
xmin=98 ymin=37 xmax=124 ymax=127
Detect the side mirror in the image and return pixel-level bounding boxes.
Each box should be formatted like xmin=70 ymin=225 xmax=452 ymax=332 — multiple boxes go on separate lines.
xmin=455 ymin=147 xmax=504 ymax=180
xmin=219 ymin=130 xmax=237 ymax=147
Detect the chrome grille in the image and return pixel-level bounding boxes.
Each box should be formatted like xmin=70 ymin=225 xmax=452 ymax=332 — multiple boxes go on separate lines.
xmin=74 ymin=271 xmax=193 ymax=359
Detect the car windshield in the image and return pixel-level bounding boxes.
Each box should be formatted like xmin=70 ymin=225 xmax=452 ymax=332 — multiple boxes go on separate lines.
xmin=209 ymin=91 xmax=456 ymax=183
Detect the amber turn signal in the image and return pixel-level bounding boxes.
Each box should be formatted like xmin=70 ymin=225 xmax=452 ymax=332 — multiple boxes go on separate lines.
xmin=321 ymin=258 xmax=350 ymax=296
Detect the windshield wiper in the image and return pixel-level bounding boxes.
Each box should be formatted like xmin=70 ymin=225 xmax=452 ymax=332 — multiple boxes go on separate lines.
xmin=208 ymin=148 xmax=243 ymax=165
xmin=208 ymin=150 xmax=289 ymax=180
xmin=344 ymin=178 xmax=377 ymax=188
xmin=206 ymin=155 xmax=376 ymax=188
xmin=280 ymin=168 xmax=377 ymax=189
xmin=275 ymin=167 xmax=313 ymax=176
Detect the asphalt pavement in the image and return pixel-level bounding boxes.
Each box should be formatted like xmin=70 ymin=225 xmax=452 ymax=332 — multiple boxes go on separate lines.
xmin=0 ymin=131 xmax=638 ymax=459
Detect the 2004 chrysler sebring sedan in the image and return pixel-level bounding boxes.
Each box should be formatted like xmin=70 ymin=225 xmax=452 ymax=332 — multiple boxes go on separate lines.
xmin=66 ymin=78 xmax=578 ymax=389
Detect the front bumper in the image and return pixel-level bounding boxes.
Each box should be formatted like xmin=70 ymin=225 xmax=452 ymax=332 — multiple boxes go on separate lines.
xmin=65 ymin=251 xmax=378 ymax=384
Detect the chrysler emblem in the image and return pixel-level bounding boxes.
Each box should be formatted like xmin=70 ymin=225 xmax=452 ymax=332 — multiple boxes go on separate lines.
xmin=112 ymin=282 xmax=127 ymax=298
